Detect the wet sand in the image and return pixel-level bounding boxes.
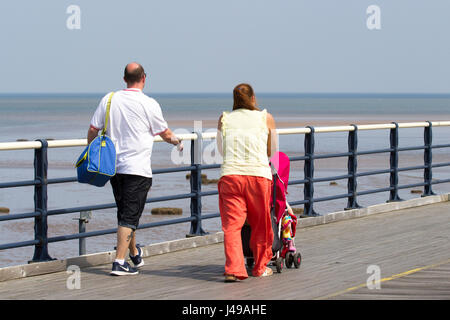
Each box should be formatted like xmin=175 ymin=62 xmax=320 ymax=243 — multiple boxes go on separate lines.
xmin=165 ymin=113 xmax=448 ymax=129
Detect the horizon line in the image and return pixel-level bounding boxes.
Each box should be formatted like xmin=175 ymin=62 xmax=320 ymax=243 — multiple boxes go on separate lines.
xmin=1 ymin=92 xmax=450 ymax=97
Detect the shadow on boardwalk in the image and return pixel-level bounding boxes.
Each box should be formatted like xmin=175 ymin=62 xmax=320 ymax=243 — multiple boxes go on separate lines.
xmin=83 ymin=263 xmax=225 ymax=283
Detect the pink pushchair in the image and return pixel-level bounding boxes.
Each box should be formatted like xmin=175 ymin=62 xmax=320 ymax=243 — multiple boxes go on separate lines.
xmin=241 ymin=151 xmax=302 ymax=273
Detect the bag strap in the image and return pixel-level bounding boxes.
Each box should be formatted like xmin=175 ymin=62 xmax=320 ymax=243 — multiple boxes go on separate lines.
xmin=101 ymin=92 xmax=115 ymax=136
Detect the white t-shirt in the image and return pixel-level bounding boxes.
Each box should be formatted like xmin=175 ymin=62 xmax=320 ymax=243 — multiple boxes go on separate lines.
xmin=90 ymin=88 xmax=168 ymax=178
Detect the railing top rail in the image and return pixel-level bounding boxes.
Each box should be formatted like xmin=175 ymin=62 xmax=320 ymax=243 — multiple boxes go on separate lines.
xmin=1 ymin=121 xmax=450 ymax=151
xmin=0 ymin=141 xmax=42 ymax=151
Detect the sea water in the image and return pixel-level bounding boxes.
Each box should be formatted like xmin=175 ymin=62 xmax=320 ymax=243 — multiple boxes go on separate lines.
xmin=0 ymin=93 xmax=449 ymax=267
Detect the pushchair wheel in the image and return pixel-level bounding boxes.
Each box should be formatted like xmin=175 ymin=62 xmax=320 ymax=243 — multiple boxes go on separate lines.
xmin=285 ymin=252 xmax=294 ymax=269
xmin=275 ymin=257 xmax=283 ymax=273
xmin=293 ymin=252 xmax=302 ymax=269
xmin=246 ymin=258 xmax=254 ymax=268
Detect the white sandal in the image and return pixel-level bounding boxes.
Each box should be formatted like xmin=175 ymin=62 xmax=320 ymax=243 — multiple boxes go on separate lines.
xmin=260 ymin=267 xmax=273 ymax=277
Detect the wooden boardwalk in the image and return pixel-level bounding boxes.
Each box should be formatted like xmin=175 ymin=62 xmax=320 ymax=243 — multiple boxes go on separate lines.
xmin=0 ymin=201 xmax=449 ymax=300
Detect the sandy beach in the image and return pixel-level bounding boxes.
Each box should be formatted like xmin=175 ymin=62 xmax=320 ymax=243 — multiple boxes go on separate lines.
xmin=165 ymin=114 xmax=450 ymax=130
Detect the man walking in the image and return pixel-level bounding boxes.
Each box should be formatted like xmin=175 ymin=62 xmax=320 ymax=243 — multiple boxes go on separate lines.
xmin=87 ymin=62 xmax=183 ymax=275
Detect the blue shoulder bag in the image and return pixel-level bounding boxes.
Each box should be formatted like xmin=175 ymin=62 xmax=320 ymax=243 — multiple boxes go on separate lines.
xmin=75 ymin=92 xmax=117 ymax=187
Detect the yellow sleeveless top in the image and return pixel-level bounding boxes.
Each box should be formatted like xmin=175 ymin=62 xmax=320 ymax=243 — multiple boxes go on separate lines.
xmin=220 ymin=108 xmax=272 ymax=180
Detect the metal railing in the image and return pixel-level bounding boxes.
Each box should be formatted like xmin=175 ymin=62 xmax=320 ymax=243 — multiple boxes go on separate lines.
xmin=1 ymin=121 xmax=450 ymax=264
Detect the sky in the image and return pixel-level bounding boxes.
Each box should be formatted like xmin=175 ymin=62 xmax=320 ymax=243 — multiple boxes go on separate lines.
xmin=0 ymin=0 xmax=449 ymax=94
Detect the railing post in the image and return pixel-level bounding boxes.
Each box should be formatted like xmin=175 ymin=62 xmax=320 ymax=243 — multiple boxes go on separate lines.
xmin=74 ymin=211 xmax=91 ymax=256
xmin=388 ymin=122 xmax=403 ymax=202
xmin=30 ymin=139 xmax=54 ymax=263
xmin=188 ymin=129 xmax=207 ymax=236
xmin=346 ymin=125 xmax=361 ymax=210
xmin=423 ymin=121 xmax=436 ymax=197
xmin=304 ymin=126 xmax=319 ymax=216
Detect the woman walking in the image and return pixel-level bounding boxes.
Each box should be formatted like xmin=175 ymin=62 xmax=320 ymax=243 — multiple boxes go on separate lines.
xmin=217 ymin=83 xmax=277 ymax=282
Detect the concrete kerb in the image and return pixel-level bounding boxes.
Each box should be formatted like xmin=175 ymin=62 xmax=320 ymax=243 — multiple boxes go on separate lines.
xmin=0 ymin=193 xmax=448 ymax=282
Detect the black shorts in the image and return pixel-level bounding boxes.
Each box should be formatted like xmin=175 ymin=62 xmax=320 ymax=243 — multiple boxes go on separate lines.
xmin=110 ymin=173 xmax=152 ymax=230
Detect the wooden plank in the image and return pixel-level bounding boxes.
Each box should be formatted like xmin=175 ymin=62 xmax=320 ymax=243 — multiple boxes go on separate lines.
xmin=332 ymin=263 xmax=450 ymax=300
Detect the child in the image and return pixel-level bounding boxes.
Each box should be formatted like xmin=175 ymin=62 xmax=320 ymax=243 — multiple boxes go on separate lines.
xmin=281 ymin=201 xmax=298 ymax=255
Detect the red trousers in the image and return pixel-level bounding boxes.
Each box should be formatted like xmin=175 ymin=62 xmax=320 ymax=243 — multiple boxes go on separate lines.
xmin=218 ymin=175 xmax=274 ymax=279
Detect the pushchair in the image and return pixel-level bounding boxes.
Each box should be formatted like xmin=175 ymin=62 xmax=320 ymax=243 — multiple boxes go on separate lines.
xmin=241 ymin=151 xmax=302 ymax=273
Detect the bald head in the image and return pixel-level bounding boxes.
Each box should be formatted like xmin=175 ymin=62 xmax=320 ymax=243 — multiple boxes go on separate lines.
xmin=124 ymin=62 xmax=146 ymax=86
